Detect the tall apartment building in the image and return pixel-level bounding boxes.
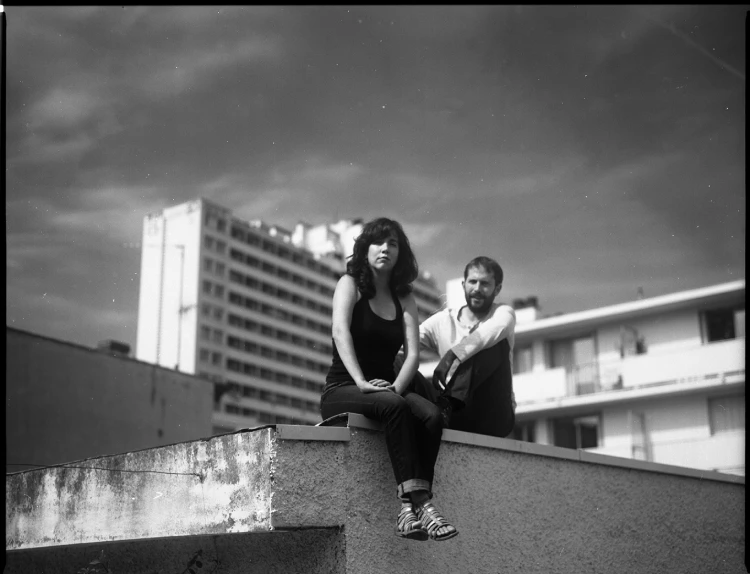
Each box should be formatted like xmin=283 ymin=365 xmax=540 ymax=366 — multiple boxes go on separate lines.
xmin=424 ymin=279 xmax=746 ymax=475
xmin=135 ymin=198 xmax=443 ymax=433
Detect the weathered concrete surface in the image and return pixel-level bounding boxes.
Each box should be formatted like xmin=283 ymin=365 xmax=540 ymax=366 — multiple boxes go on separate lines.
xmin=4 ymin=529 xmax=346 ymax=574
xmin=6 ymin=430 xmax=278 ymax=548
xmin=7 ymin=416 xmax=746 ymax=573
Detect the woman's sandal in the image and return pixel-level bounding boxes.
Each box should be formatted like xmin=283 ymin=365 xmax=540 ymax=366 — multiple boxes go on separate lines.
xmin=415 ymin=502 xmax=459 ymax=541
xmin=396 ymin=504 xmax=429 ymax=541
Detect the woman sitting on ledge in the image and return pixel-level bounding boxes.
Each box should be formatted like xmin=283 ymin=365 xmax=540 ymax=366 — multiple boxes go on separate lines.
xmin=320 ymin=217 xmax=458 ymax=542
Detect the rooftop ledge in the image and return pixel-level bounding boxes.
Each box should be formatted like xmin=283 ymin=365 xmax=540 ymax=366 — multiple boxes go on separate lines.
xmin=6 ymin=415 xmax=746 ymax=574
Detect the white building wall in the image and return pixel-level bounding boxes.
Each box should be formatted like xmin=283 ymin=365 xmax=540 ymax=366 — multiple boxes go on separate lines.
xmin=594 ymin=393 xmax=744 ymax=474
xmin=136 ymin=200 xmax=204 ymax=373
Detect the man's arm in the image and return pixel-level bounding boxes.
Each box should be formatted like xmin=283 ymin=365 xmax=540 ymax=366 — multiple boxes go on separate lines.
xmin=452 ymin=304 xmax=516 ymax=363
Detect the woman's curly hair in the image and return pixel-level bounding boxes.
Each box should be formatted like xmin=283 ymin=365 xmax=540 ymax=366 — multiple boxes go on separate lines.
xmin=347 ymin=218 xmax=418 ymax=299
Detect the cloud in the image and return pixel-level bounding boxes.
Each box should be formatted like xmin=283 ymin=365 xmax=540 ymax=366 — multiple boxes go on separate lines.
xmin=139 ymin=36 xmax=283 ymax=98
xmin=46 ymin=185 xmax=170 ymax=243
xmin=10 ymin=86 xmax=122 ymax=165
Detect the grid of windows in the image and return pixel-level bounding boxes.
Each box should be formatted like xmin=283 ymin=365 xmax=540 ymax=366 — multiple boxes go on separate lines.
xmin=200 ymin=325 xmax=224 ymax=344
xmin=229 ymin=248 xmax=336 ymax=298
xmin=202 ymin=279 xmax=225 ymax=299
xmin=223 ymin=404 xmax=310 ymax=425
xmin=200 ymin=302 xmax=225 ymax=321
xmin=228 ymin=268 xmax=332 ymax=317
xmin=227 ymin=313 xmax=332 ymax=356
xmin=204 ymin=234 xmax=227 ymax=255
xmin=203 ymin=257 xmax=226 ymax=278
xmin=205 ymin=212 xmax=227 ymax=233
xmin=225 ymin=356 xmax=324 ymax=393
xmin=230 ymin=226 xmax=340 ymax=280
xmin=223 ymin=379 xmax=319 ymax=413
xmin=227 ymin=335 xmax=329 ymax=374
xmin=199 ymin=349 xmax=223 ymax=366
xmin=228 ymin=291 xmax=331 ymax=335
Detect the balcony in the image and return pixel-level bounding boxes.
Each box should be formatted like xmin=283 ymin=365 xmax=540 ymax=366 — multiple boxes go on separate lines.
xmin=515 ymin=338 xmax=745 ymax=405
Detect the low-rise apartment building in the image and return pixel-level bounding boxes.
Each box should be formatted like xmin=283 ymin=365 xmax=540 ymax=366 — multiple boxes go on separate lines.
xmin=510 ymin=281 xmax=745 ymax=475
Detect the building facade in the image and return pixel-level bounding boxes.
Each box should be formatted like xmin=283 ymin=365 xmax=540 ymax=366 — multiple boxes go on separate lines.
xmin=427 ymin=279 xmax=745 ymax=475
xmin=6 ymin=327 xmax=214 ymax=473
xmin=135 ymin=199 xmax=442 ymax=433
xmin=512 ymin=282 xmax=745 ymax=475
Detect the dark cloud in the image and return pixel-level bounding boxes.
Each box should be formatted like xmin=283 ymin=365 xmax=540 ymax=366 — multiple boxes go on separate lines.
xmin=5 ymin=5 xmax=745 ymax=348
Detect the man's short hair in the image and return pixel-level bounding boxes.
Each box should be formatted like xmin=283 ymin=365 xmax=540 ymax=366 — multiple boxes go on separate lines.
xmin=464 ymin=256 xmax=503 ymax=286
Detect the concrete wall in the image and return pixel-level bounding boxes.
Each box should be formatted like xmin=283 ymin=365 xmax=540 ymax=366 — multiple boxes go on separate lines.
xmin=6 ymin=415 xmax=745 ymax=574
xmin=5 ymin=328 xmax=214 ymax=472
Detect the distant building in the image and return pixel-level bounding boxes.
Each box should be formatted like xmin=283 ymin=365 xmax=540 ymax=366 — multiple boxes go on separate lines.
xmin=5 ymin=327 xmax=213 ymax=473
xmin=425 ymin=279 xmax=746 ymax=475
xmin=135 ymin=198 xmax=442 ymax=433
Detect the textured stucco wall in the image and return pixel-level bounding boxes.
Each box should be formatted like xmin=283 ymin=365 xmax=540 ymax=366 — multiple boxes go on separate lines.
xmin=6 ymin=419 xmax=745 ymax=573
xmin=6 ymin=327 xmax=214 ymax=472
xmin=328 ymin=425 xmax=745 ymax=574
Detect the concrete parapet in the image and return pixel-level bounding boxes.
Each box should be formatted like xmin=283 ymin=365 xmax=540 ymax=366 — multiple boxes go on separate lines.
xmin=6 ymin=415 xmax=746 ymax=573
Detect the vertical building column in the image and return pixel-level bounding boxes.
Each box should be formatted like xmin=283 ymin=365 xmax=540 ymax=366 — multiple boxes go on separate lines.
xmin=535 ymin=418 xmax=551 ymax=445
xmin=531 ymin=339 xmax=546 ymax=372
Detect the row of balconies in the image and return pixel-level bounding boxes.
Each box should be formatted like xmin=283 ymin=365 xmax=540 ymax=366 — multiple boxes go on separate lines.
xmin=514 ymin=338 xmax=745 ymax=404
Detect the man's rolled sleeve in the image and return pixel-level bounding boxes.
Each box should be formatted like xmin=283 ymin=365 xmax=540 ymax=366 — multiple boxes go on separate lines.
xmin=451 ymin=305 xmax=516 ymax=363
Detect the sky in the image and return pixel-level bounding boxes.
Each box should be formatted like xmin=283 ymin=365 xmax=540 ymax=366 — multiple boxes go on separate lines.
xmin=5 ymin=5 xmax=746 ymax=350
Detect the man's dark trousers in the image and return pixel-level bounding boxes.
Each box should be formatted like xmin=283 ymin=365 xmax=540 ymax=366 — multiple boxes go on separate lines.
xmin=413 ymin=340 xmax=515 ymax=438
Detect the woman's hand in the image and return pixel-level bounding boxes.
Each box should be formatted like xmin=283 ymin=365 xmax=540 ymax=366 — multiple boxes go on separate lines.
xmin=385 ymin=380 xmax=409 ymax=395
xmin=358 ymin=379 xmax=393 ymax=393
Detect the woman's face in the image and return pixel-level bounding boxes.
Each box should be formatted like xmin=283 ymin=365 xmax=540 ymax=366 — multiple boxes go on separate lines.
xmin=367 ymin=231 xmax=400 ymax=273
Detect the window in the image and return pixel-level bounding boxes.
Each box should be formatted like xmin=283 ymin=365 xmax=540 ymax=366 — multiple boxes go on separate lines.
xmin=215 ymin=263 xmax=226 ymax=277
xmin=204 ymin=236 xmax=215 ymax=250
xmin=511 ymin=421 xmax=535 ymax=442
xmin=550 ymin=335 xmax=597 ymax=394
xmin=513 ymin=345 xmax=533 ymax=374
xmin=199 ymin=349 xmax=210 ymax=363
xmin=203 ymin=258 xmax=214 ymax=272
xmin=212 ymin=329 xmax=223 ymax=344
xmin=211 ymin=352 xmax=222 ymax=365
xmin=231 ymin=227 xmax=245 ymax=241
xmin=709 ymin=395 xmax=745 ymax=434
xmin=216 ymin=241 xmax=227 ymax=254
xmin=200 ymin=326 xmax=211 ymax=340
xmin=703 ymin=307 xmax=745 ymax=343
xmin=551 ymin=414 xmax=600 ymax=449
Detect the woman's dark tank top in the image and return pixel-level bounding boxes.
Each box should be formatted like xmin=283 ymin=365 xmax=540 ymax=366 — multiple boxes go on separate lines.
xmin=323 ymin=290 xmax=404 ymax=399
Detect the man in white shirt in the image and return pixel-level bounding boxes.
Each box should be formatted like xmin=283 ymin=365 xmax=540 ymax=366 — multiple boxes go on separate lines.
xmin=415 ymin=256 xmax=516 ymax=438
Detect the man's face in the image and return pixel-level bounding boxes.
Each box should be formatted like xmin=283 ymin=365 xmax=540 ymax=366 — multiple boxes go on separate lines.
xmin=463 ymin=265 xmax=500 ymax=314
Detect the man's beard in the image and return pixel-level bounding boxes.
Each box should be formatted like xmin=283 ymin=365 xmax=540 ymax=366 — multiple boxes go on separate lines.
xmin=465 ymin=293 xmax=493 ymax=314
